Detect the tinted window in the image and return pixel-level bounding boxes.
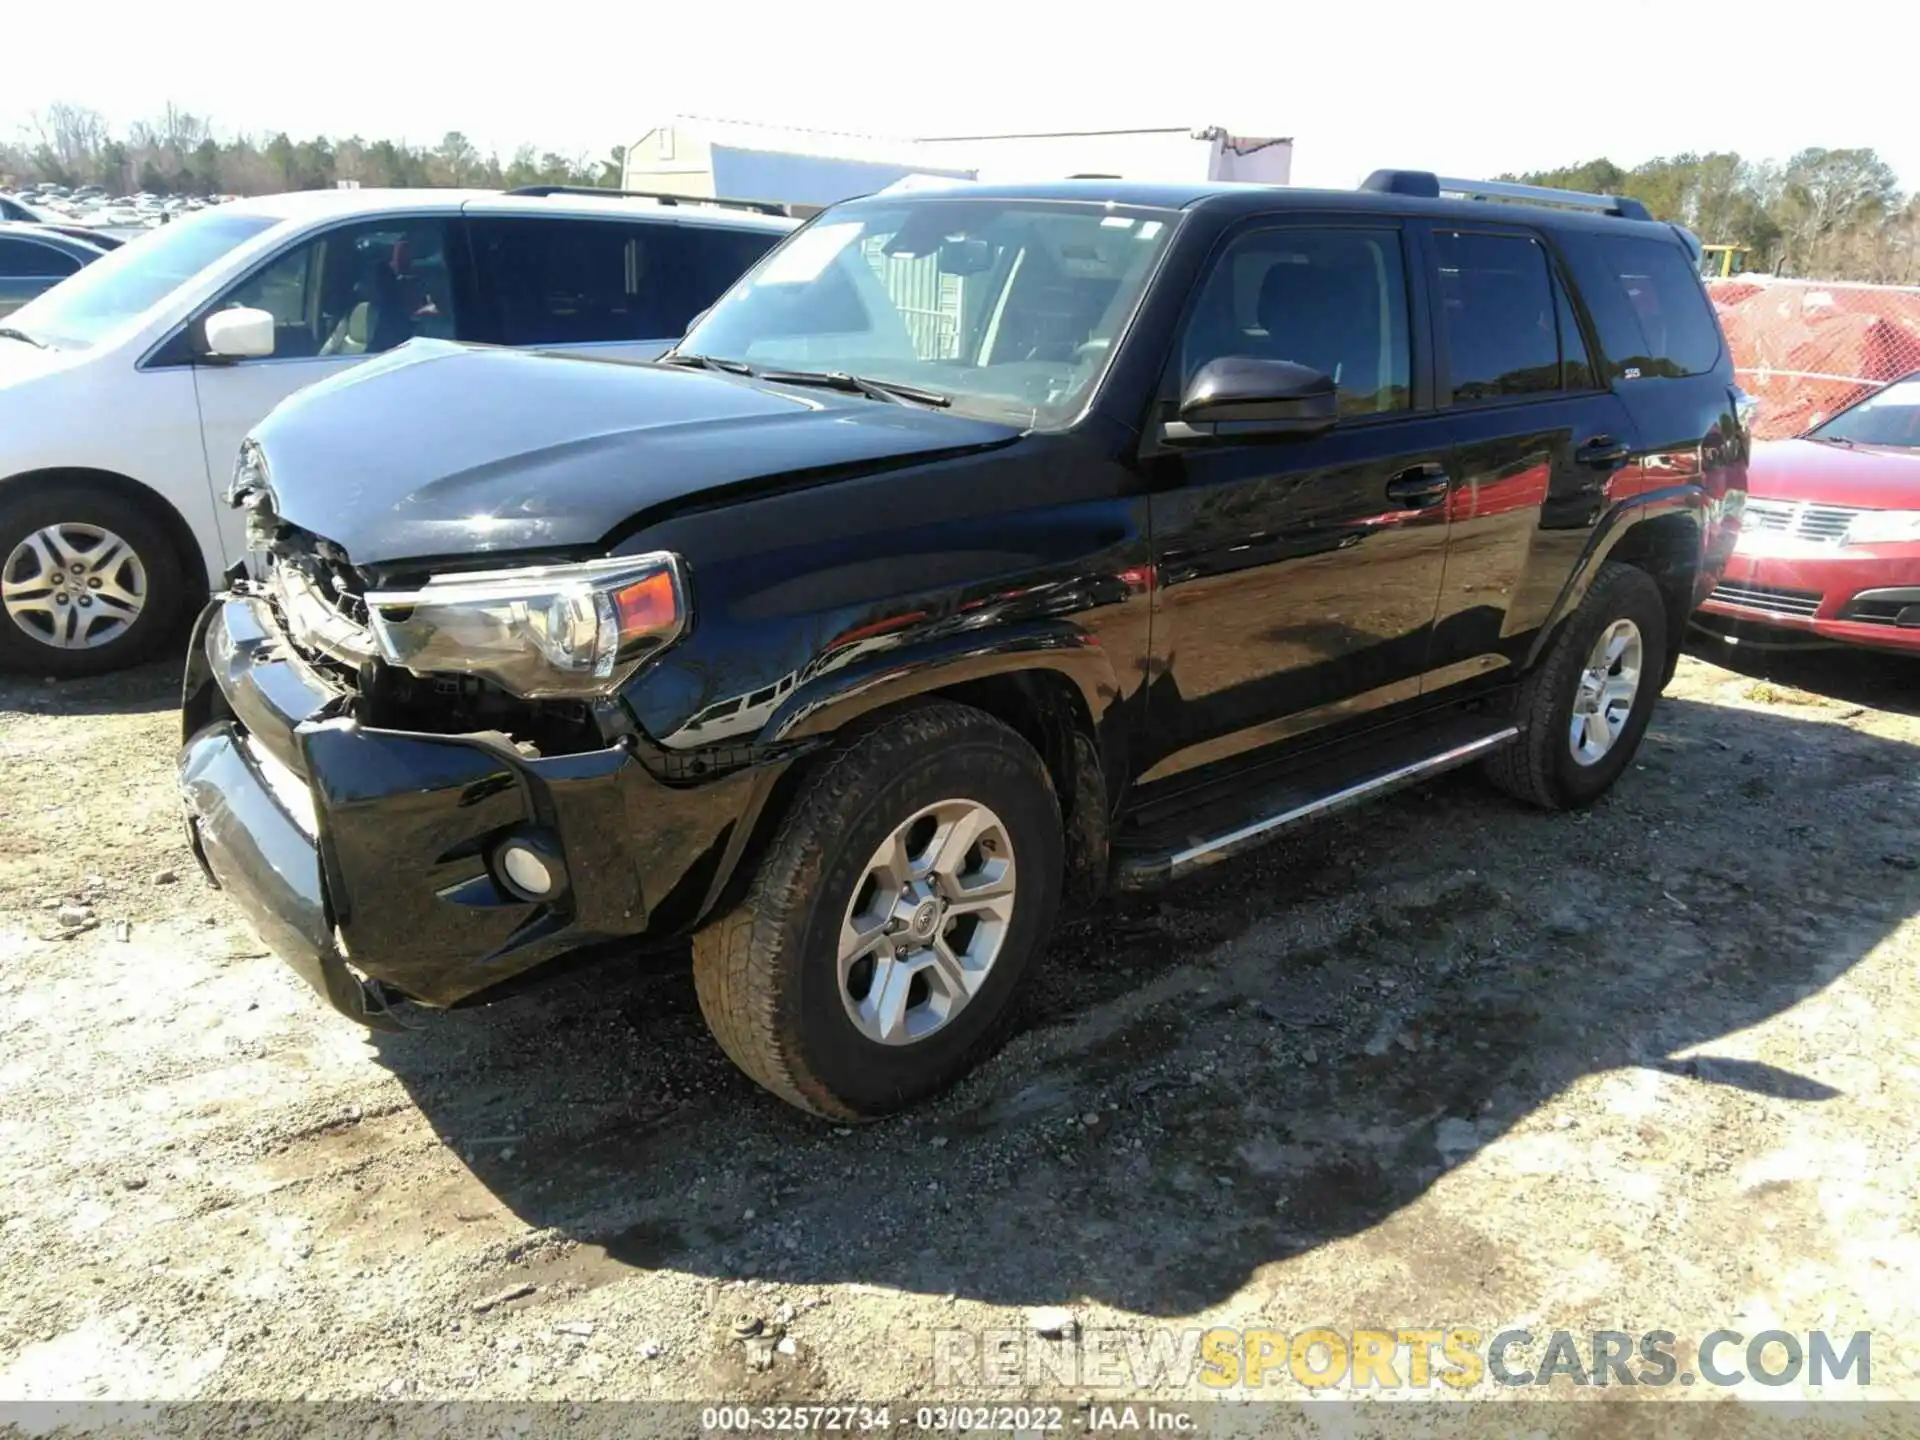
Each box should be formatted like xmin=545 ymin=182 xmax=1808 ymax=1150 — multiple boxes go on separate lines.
xmin=473 ymin=218 xmax=732 ymax=346
xmin=1554 ymin=271 xmax=1596 ymax=391
xmin=683 ymin=226 xmax=781 ymax=313
xmin=1434 ymin=231 xmax=1561 ymax=403
xmin=213 ymin=218 xmax=457 ymax=360
xmin=1179 ymin=227 xmax=1411 ymax=416
xmin=1581 ymin=234 xmax=1724 ymax=379
xmin=0 ymin=238 xmax=79 ymax=278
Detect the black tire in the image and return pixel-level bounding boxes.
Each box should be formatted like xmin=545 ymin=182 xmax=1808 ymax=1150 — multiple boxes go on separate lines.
xmin=0 ymin=485 xmax=185 ymax=677
xmin=692 ymin=701 xmax=1064 ymax=1120
xmin=1485 ymin=561 xmax=1668 ymax=810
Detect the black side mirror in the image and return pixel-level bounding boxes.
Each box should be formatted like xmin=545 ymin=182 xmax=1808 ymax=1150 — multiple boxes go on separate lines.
xmin=1166 ymin=357 xmax=1339 ymax=444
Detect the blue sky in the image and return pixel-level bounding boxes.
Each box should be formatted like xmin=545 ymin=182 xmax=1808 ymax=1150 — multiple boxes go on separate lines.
xmin=9 ymin=0 xmax=1917 ymax=191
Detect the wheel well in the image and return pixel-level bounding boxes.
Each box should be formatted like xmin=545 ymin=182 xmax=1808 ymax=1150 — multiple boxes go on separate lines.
xmin=700 ymin=669 xmax=1111 ymax=929
xmin=1 ymin=466 xmax=211 ymax=608
xmin=1606 ymin=511 xmax=1700 ymax=657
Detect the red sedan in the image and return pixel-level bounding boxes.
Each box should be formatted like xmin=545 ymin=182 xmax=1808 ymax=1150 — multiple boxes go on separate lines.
xmin=1697 ymin=371 xmax=1920 ymax=654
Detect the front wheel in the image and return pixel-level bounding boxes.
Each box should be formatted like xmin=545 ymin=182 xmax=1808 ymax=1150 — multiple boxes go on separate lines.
xmin=1485 ymin=561 xmax=1668 ymax=809
xmin=0 ymin=486 xmax=185 ymax=676
xmin=692 ymin=702 xmax=1064 ymax=1120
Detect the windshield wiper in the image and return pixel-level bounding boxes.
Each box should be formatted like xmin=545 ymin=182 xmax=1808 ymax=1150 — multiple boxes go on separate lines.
xmin=1811 ymin=434 xmax=1854 ymax=447
xmin=0 ymin=327 xmax=47 ymax=349
xmin=658 ymin=352 xmax=753 ymax=376
xmin=758 ymin=369 xmax=953 ymax=408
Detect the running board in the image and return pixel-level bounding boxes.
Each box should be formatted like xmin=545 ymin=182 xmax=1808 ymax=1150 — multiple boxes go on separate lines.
xmin=1112 ymin=718 xmax=1519 ymax=889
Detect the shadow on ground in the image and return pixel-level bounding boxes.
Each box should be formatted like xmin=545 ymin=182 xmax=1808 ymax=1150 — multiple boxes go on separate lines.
xmin=368 ymin=688 xmax=1920 ymax=1316
xmin=0 ymin=657 xmax=181 ymax=719
xmin=1687 ymin=628 xmax=1920 ymax=718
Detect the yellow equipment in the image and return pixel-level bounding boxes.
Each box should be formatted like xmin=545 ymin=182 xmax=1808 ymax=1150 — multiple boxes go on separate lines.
xmin=1701 ymin=243 xmax=1751 ymax=279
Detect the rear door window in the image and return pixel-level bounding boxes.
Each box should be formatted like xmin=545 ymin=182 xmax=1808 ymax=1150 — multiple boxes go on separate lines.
xmin=681 ymin=225 xmax=782 ymax=316
xmin=1573 ymin=234 xmax=1724 ymax=379
xmin=469 ymin=218 xmax=773 ymax=346
xmin=1432 ymin=230 xmax=1564 ymax=403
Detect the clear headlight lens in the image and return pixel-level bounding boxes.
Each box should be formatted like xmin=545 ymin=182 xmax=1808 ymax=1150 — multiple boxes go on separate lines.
xmin=1844 ymin=510 xmax=1920 ymax=546
xmin=364 ymin=553 xmax=687 ymax=699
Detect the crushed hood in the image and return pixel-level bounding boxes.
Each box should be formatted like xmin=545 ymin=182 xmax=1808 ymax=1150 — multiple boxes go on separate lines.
xmin=248 ymin=340 xmax=1022 ymax=567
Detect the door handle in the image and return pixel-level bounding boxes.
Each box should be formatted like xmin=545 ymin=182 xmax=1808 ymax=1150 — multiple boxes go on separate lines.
xmin=1385 ymin=464 xmax=1450 ymax=507
xmin=1578 ymin=436 xmax=1631 ymax=468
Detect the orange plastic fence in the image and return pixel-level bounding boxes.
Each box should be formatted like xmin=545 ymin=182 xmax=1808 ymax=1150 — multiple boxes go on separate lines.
xmin=1710 ymin=277 xmax=1920 ymax=438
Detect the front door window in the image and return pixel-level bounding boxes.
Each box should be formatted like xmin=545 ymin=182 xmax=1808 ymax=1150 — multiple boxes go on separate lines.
xmin=214 ymin=218 xmax=458 ymax=360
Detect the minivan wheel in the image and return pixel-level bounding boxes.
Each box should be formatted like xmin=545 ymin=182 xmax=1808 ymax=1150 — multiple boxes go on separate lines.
xmin=0 ymin=487 xmax=184 ymax=676
xmin=1484 ymin=560 xmax=1668 ymax=810
xmin=692 ymin=701 xmax=1064 ymax=1120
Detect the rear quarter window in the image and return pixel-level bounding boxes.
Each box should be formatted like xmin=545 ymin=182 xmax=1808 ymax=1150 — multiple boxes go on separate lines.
xmin=1569 ymin=232 xmax=1725 ymax=380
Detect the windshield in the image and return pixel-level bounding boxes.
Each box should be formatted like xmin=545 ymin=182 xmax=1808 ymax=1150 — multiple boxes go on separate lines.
xmin=677 ymin=197 xmax=1179 ymax=428
xmin=7 ymin=211 xmax=277 ymax=349
xmin=1812 ymin=374 xmax=1920 ymax=448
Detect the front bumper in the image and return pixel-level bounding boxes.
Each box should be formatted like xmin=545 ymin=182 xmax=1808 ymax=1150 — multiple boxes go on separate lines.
xmin=178 ymin=593 xmax=756 ymax=1025
xmin=1696 ymin=539 xmax=1920 ymax=653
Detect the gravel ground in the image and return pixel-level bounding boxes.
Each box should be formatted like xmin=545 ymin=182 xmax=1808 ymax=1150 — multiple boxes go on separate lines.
xmin=0 ymin=644 xmax=1916 ymax=1412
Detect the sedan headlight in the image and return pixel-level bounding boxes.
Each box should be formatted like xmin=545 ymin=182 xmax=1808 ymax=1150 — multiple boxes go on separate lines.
xmin=364 ymin=553 xmax=687 ymax=700
xmin=1844 ymin=510 xmax=1920 ymax=546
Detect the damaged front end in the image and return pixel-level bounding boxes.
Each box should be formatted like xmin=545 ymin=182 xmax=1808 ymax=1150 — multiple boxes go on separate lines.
xmin=179 ymin=506 xmax=757 ymax=1028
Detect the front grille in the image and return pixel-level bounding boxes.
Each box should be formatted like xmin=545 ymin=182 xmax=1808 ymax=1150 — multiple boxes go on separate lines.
xmin=1740 ymin=499 xmax=1864 ymax=545
xmin=1709 ymin=581 xmax=1824 ymax=618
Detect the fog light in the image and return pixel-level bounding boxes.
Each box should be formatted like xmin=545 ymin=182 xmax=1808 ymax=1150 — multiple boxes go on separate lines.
xmin=496 ymin=836 xmax=566 ymax=902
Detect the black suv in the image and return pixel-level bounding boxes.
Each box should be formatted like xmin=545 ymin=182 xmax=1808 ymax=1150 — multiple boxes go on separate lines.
xmin=180 ymin=171 xmax=1747 ymax=1119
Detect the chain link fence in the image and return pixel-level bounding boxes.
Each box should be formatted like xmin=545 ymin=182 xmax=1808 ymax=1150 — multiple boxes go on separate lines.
xmin=1710 ymin=276 xmax=1920 ymax=438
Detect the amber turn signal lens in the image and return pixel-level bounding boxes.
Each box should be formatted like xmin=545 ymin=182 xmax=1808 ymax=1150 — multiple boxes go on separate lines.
xmin=612 ymin=570 xmax=679 ymax=640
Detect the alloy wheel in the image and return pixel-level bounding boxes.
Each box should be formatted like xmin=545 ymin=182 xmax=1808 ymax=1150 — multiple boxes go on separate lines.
xmin=1568 ymin=618 xmax=1643 ymax=766
xmin=838 ymin=798 xmax=1017 ymax=1046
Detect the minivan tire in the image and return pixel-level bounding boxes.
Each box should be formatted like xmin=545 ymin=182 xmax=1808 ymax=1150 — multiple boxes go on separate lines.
xmin=1485 ymin=561 xmax=1668 ymax=810
xmin=0 ymin=485 xmax=184 ymax=677
xmin=692 ymin=701 xmax=1064 ymax=1121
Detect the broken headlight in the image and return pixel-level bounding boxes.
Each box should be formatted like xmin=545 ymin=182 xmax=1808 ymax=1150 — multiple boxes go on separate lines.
xmin=364 ymin=553 xmax=687 ymax=700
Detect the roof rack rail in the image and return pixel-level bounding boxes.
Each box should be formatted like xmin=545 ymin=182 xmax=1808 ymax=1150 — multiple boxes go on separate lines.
xmin=503 ymin=184 xmax=791 ymax=217
xmin=1359 ymin=169 xmax=1653 ymax=223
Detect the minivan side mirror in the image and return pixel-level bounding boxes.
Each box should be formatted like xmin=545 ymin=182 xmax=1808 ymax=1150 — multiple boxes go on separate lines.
xmin=201 ymin=306 xmax=276 ymax=361
xmin=1164 ymin=356 xmax=1338 ymax=444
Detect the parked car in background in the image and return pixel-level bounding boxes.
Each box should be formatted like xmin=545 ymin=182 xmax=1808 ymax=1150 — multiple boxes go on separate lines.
xmin=0 ymin=187 xmax=792 ymax=674
xmin=179 ymin=171 xmax=1746 ymax=1119
xmin=0 ymin=224 xmax=109 ymax=318
xmin=0 ymin=193 xmax=122 ymax=251
xmin=0 ymin=193 xmax=54 ymax=224
xmin=1696 ymin=371 xmax=1920 ymax=653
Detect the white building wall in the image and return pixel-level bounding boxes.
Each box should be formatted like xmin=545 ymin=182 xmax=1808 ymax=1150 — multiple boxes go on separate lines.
xmin=915 ymin=129 xmax=1292 ymax=186
xmin=620 ymin=120 xmax=1295 ymax=201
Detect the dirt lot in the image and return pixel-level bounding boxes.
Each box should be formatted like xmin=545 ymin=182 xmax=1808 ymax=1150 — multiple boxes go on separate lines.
xmin=1 ymin=643 xmax=1917 ymax=1413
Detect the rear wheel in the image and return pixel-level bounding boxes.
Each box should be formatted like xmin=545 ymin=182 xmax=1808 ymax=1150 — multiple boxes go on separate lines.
xmin=0 ymin=486 xmax=185 ymax=676
xmin=1485 ymin=561 xmax=1668 ymax=809
xmin=692 ymin=702 xmax=1063 ymax=1120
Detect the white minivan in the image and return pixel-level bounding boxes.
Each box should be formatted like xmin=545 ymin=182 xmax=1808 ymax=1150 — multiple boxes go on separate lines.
xmin=0 ymin=187 xmax=792 ymax=673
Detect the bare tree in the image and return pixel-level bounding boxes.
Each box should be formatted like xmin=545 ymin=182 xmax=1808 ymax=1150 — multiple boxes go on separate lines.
xmin=25 ymin=103 xmax=108 ymax=179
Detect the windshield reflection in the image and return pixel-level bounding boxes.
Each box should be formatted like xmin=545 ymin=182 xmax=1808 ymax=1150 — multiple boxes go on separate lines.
xmin=678 ymin=198 xmax=1179 ymax=430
